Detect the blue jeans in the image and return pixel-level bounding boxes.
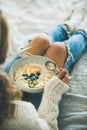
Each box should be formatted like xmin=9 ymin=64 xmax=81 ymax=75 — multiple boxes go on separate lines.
xmin=2 ymin=25 xmax=87 ymax=73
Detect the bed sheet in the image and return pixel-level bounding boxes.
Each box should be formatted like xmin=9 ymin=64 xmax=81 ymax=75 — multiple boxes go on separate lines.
xmin=0 ymin=0 xmax=87 ymax=130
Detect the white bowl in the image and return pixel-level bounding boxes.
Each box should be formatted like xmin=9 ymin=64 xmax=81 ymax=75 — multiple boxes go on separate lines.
xmin=10 ymin=55 xmax=56 ymax=93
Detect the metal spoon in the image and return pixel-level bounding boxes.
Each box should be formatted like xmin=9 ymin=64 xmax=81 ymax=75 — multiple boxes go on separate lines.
xmin=45 ymin=61 xmax=72 ymax=80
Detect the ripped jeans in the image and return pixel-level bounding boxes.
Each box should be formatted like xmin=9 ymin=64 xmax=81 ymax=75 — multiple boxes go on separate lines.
xmin=2 ymin=25 xmax=87 ymax=73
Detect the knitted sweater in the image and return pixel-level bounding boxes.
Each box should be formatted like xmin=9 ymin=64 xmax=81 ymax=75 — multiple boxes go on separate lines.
xmin=0 ymin=76 xmax=69 ymax=130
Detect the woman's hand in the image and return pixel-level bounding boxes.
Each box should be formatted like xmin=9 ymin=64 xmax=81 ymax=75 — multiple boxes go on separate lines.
xmin=56 ymin=68 xmax=69 ymax=84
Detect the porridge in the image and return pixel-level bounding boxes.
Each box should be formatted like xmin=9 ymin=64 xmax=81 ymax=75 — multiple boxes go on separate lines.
xmin=14 ymin=63 xmax=55 ymax=88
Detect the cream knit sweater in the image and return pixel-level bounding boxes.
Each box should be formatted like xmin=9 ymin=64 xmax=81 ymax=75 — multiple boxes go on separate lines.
xmin=0 ymin=76 xmax=69 ymax=130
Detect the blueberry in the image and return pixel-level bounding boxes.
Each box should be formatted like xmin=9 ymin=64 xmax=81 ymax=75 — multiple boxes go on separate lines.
xmin=35 ymin=75 xmax=39 ymax=79
xmin=30 ymin=76 xmax=36 ymax=81
xmin=36 ymin=72 xmax=41 ymax=75
xmin=30 ymin=73 xmax=35 ymax=77
xmin=22 ymin=74 xmax=28 ymax=77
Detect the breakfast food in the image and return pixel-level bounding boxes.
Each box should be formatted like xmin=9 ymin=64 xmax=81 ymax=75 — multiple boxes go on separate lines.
xmin=14 ymin=63 xmax=55 ymax=88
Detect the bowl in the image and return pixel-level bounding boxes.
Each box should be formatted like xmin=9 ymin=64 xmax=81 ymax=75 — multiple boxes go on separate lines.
xmin=10 ymin=55 xmax=56 ymax=93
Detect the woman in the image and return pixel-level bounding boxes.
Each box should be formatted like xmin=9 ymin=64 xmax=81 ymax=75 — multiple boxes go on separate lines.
xmin=0 ymin=68 xmax=69 ymax=130
xmin=0 ymin=9 xmax=69 ymax=130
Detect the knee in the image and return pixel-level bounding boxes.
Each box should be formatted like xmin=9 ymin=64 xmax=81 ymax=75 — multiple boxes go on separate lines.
xmin=33 ymin=35 xmax=50 ymax=47
xmin=49 ymin=43 xmax=67 ymax=55
xmin=44 ymin=43 xmax=68 ymax=68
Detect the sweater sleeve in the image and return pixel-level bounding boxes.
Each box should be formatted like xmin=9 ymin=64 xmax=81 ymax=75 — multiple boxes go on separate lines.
xmin=38 ymin=76 xmax=69 ymax=130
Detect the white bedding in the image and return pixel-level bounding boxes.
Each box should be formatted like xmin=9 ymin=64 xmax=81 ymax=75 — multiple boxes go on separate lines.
xmin=0 ymin=0 xmax=87 ymax=130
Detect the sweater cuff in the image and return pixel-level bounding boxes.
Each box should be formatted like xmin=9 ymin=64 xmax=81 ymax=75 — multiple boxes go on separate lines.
xmin=44 ymin=76 xmax=69 ymax=96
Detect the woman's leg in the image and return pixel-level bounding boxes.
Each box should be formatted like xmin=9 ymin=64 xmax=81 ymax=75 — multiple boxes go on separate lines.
xmin=23 ymin=24 xmax=69 ymax=56
xmin=44 ymin=8 xmax=85 ymax=42
xmin=23 ymin=22 xmax=69 ymax=57
xmin=64 ymin=30 xmax=87 ymax=71
xmin=44 ymin=11 xmax=87 ymax=71
xmin=25 ymin=35 xmax=51 ymax=55
xmin=44 ymin=43 xmax=67 ymax=68
xmin=44 ymin=25 xmax=69 ymax=42
xmin=2 ymin=36 xmax=51 ymax=73
xmin=3 ymin=31 xmax=86 ymax=73
xmin=44 ymin=30 xmax=87 ymax=71
xmin=2 ymin=24 xmax=68 ymax=73
xmin=24 ymin=8 xmax=86 ymax=56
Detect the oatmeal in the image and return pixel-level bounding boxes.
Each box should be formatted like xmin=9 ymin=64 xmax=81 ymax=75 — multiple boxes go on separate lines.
xmin=14 ymin=63 xmax=54 ymax=88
